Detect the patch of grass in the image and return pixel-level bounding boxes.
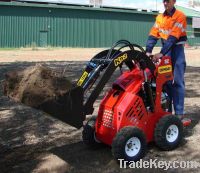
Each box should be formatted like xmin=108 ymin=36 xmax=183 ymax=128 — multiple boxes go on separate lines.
xmin=0 ymin=48 xmax=20 ymax=51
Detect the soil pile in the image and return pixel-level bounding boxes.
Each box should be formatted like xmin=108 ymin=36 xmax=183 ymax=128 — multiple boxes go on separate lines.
xmin=3 ymin=64 xmax=73 ymax=108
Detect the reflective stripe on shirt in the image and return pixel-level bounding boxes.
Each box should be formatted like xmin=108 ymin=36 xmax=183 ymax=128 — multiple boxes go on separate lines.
xmin=174 ymin=22 xmax=186 ymax=33
xmin=159 ymin=29 xmax=171 ymax=35
xmin=176 ymin=41 xmax=186 ymax=45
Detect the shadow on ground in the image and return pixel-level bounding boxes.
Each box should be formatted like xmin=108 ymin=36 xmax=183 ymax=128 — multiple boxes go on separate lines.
xmin=0 ymin=63 xmax=199 ymax=173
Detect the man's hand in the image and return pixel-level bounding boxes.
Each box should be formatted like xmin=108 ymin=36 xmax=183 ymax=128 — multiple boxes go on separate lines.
xmin=153 ymin=53 xmax=163 ymax=62
xmin=146 ymin=52 xmax=152 ymax=57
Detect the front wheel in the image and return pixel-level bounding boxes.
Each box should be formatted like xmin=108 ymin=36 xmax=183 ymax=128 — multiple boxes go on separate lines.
xmin=154 ymin=115 xmax=183 ymax=150
xmin=112 ymin=126 xmax=147 ymax=162
xmin=82 ymin=116 xmax=101 ymax=147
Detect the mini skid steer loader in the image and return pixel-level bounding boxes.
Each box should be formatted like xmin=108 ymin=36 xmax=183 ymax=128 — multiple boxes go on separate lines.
xmin=46 ymin=40 xmax=191 ymax=162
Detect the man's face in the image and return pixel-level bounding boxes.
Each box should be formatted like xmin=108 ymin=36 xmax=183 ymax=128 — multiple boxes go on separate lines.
xmin=163 ymin=0 xmax=176 ymax=12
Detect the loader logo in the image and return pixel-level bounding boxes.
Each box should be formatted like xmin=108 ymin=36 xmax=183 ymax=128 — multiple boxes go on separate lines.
xmin=77 ymin=71 xmax=88 ymax=86
xmin=158 ymin=65 xmax=172 ymax=74
xmin=114 ymin=53 xmax=128 ymax=67
xmin=164 ymin=59 xmax=170 ymax=64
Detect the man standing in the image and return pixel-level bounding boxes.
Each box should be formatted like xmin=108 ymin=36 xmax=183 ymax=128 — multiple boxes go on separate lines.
xmin=146 ymin=0 xmax=187 ymax=118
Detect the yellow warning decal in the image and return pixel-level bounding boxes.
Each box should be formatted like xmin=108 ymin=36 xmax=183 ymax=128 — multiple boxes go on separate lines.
xmin=77 ymin=71 xmax=88 ymax=86
xmin=114 ymin=53 xmax=128 ymax=67
xmin=158 ymin=65 xmax=172 ymax=74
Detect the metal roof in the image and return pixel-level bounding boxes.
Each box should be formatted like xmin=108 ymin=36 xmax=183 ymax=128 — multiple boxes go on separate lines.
xmin=0 ymin=1 xmax=159 ymax=16
xmin=176 ymin=5 xmax=200 ymax=17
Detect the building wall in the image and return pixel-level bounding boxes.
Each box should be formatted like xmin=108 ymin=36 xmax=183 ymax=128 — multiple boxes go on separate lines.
xmin=0 ymin=2 xmax=200 ymax=48
xmin=187 ymin=18 xmax=200 ymax=46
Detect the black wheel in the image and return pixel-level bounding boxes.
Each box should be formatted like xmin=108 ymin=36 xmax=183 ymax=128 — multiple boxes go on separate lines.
xmin=112 ymin=126 xmax=147 ymax=162
xmin=82 ymin=116 xmax=101 ymax=147
xmin=154 ymin=115 xmax=183 ymax=150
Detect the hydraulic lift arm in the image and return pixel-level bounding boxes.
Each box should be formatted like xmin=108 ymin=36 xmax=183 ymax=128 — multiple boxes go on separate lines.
xmin=45 ymin=40 xmax=155 ymax=128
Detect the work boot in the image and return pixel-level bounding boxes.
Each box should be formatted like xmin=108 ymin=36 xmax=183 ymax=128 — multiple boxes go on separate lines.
xmin=176 ymin=114 xmax=191 ymax=127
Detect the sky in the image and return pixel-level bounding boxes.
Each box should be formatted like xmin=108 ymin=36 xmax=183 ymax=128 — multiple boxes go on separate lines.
xmin=24 ymin=0 xmax=200 ymax=12
xmin=50 ymin=0 xmax=191 ymax=11
xmin=102 ymin=0 xmax=190 ymax=11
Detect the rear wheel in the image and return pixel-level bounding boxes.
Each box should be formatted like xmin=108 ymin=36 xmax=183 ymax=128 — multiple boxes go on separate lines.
xmin=154 ymin=115 xmax=183 ymax=150
xmin=82 ymin=116 xmax=101 ymax=147
xmin=112 ymin=126 xmax=147 ymax=162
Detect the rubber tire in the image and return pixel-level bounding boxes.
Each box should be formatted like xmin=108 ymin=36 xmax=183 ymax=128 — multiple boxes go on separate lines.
xmin=82 ymin=116 xmax=100 ymax=147
xmin=112 ymin=126 xmax=147 ymax=162
xmin=154 ymin=115 xmax=183 ymax=151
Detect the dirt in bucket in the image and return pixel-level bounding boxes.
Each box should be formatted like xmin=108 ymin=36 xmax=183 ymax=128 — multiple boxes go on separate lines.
xmin=3 ymin=64 xmax=73 ymax=109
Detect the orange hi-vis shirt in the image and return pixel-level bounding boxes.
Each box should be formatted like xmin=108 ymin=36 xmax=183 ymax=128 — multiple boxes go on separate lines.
xmin=150 ymin=9 xmax=187 ymax=41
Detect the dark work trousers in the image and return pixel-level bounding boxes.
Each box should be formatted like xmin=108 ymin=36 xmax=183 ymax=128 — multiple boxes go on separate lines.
xmin=165 ymin=44 xmax=186 ymax=115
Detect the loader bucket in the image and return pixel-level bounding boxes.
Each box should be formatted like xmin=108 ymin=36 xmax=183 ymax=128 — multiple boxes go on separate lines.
xmin=39 ymin=86 xmax=85 ymax=128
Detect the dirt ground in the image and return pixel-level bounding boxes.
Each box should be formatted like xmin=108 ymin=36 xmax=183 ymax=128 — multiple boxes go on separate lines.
xmin=0 ymin=47 xmax=200 ymax=173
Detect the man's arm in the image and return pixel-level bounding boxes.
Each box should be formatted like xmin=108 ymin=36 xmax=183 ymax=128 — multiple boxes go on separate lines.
xmin=160 ymin=14 xmax=187 ymax=55
xmin=146 ymin=35 xmax=159 ymax=54
xmin=146 ymin=17 xmax=160 ymax=54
